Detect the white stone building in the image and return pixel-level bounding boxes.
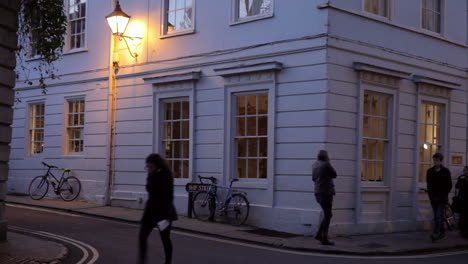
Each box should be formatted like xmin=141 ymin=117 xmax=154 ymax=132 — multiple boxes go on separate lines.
xmin=9 ymin=0 xmax=468 ymax=235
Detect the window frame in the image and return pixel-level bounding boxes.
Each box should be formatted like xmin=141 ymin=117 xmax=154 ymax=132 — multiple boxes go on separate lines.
xmin=231 ymin=0 xmax=274 ymax=25
xmin=233 ymin=92 xmax=269 ymax=180
xmin=160 ymin=0 xmax=196 ymax=38
xmin=362 ymin=0 xmax=391 ymax=19
xmin=159 ymin=97 xmax=191 ymax=179
xmin=154 ymin=90 xmax=194 ymax=185
xmin=420 ymin=0 xmax=444 ymax=34
xmin=27 ymin=102 xmax=46 ymax=156
xmin=64 ymin=97 xmax=85 ymax=155
xmin=66 ymin=0 xmax=88 ymax=51
xmin=416 ymin=97 xmax=447 ymax=185
xmin=361 ymin=91 xmax=393 ymax=184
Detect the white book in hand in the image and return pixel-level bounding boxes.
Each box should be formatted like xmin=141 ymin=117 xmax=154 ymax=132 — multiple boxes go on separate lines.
xmin=157 ymin=219 xmax=170 ymax=231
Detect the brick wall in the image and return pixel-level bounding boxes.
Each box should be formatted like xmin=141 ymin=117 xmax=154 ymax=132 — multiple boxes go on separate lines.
xmin=0 ymin=0 xmax=20 ymax=242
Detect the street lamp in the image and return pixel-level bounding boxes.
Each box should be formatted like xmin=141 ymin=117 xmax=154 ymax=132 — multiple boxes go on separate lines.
xmin=106 ymin=0 xmax=141 ymax=59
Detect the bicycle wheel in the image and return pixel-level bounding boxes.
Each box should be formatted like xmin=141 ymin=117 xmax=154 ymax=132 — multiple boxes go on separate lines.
xmin=59 ymin=176 xmax=81 ymax=201
xmin=225 ymin=194 xmax=249 ymax=226
xmin=192 ymin=191 xmax=215 ymax=221
xmin=28 ymin=176 xmax=49 ymax=200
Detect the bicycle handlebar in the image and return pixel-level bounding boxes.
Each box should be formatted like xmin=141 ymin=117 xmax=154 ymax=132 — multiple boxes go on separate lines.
xmin=41 ymin=162 xmax=58 ymax=169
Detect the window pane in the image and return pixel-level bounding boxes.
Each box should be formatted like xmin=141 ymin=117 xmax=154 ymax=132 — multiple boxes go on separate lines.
xmin=173 ymin=160 xmax=181 ymax=178
xmin=237 ymin=138 xmax=247 ymax=157
xmin=237 ymin=117 xmax=245 ymax=136
xmin=363 ymin=116 xmax=369 ymax=137
xmin=247 ymin=117 xmax=256 ymax=136
xmin=362 ymin=140 xmax=368 ymax=159
xmin=259 ymin=138 xmax=267 ymax=157
xmin=181 ymin=121 xmax=189 ymax=139
xmin=368 ymin=161 xmax=375 ymax=181
xmin=364 ymin=94 xmax=370 ymax=114
xmin=247 ymin=138 xmax=258 ymax=157
xmin=376 ymin=140 xmax=385 ymax=160
xmin=248 ymin=159 xmax=258 ymax=178
xmin=237 ymin=96 xmax=246 ymax=115
xmin=258 ymin=94 xmax=268 ymax=114
xmin=183 ymin=160 xmax=189 ymax=178
xmin=238 ymin=0 xmax=272 ymax=19
xmin=258 ymin=116 xmax=267 ymax=136
xmin=165 ymin=103 xmax=172 ymax=120
xmin=182 ymin=140 xmax=189 ymax=158
xmin=172 ymin=121 xmax=180 ymax=139
xmin=376 ymin=161 xmax=384 ymax=181
xmin=247 ymin=96 xmax=256 ymax=115
xmin=182 ymin=101 xmax=189 ymax=119
xmin=173 ymin=102 xmax=181 ymax=119
xmin=361 ymin=160 xmax=367 ymax=181
xmin=237 ymin=159 xmax=247 ymax=178
xmin=259 ymin=159 xmax=267 ymax=179
xmin=164 ymin=122 xmax=172 ymax=139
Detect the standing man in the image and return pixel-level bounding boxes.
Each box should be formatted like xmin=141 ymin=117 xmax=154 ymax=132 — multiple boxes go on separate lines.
xmin=426 ymin=152 xmax=452 ymax=242
xmin=312 ymin=150 xmax=337 ymax=245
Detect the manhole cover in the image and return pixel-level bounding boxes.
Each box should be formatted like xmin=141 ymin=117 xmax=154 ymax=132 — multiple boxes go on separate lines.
xmin=359 ymin=242 xmax=389 ymax=249
xmin=244 ymin=228 xmax=300 ymax=238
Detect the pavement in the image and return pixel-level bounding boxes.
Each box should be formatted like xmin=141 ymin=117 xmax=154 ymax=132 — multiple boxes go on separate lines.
xmin=3 ymin=194 xmax=468 ymax=263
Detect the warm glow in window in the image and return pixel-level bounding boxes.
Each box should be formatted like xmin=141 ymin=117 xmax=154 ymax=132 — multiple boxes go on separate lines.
xmin=29 ymin=103 xmax=45 ymax=154
xmin=67 ymin=99 xmax=85 ymax=153
xmin=362 ymin=92 xmax=390 ymax=182
xmin=364 ymin=0 xmax=388 ymax=17
xmin=162 ymin=99 xmax=190 ymax=178
xmin=235 ymin=94 xmax=268 ymax=179
xmin=419 ymin=102 xmax=443 ymax=182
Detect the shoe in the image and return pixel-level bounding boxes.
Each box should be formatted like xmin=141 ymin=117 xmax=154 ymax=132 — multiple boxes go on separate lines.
xmin=321 ymin=239 xmax=335 ymax=246
xmin=432 ymin=233 xmax=446 ymax=242
xmin=315 ymin=234 xmax=322 ymax=241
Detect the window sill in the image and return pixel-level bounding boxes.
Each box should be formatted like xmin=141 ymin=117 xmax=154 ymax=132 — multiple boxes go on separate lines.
xmin=63 ymin=48 xmax=89 ymax=56
xmin=232 ymin=180 xmax=268 ymax=190
xmin=362 ymin=11 xmax=390 ymax=22
xmin=60 ymin=154 xmax=85 ymax=159
xmin=160 ymin=28 xmax=195 ymax=39
xmin=361 ymin=184 xmax=390 ymax=192
xmin=230 ymin=13 xmax=274 ymax=26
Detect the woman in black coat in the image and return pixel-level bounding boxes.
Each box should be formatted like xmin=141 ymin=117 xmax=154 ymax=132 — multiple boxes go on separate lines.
xmin=138 ymin=153 xmax=178 ymax=264
xmin=455 ymin=166 xmax=468 ymax=238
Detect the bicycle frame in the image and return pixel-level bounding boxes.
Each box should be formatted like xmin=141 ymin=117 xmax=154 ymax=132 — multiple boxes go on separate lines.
xmin=207 ymin=184 xmax=233 ymax=210
xmin=43 ymin=167 xmax=69 ymax=191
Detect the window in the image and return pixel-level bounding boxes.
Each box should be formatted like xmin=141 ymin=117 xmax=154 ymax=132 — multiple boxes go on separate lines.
xmin=68 ymin=0 xmax=86 ymax=49
xmin=66 ymin=99 xmax=85 ymax=153
xmin=235 ymin=94 xmax=268 ymax=179
xmin=422 ymin=0 xmax=441 ymax=33
xmin=363 ymin=0 xmax=388 ymax=17
xmin=28 ymin=9 xmax=40 ymax=57
xmin=29 ymin=103 xmax=45 ymax=154
xmin=419 ymin=102 xmax=443 ymax=182
xmin=361 ymin=92 xmax=390 ymax=182
xmin=164 ymin=0 xmax=194 ymax=34
xmin=235 ymin=0 xmax=273 ymax=21
xmin=161 ymin=99 xmax=190 ymax=178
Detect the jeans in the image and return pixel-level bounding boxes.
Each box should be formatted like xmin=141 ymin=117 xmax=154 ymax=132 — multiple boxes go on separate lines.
xmin=431 ymin=202 xmax=445 ymax=236
xmin=315 ymin=194 xmax=333 ymax=240
xmin=138 ymin=218 xmax=172 ymax=264
xmin=459 ymin=213 xmax=468 ymax=235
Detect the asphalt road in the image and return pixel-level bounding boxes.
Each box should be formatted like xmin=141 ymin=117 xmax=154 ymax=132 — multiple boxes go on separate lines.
xmin=6 ymin=205 xmax=468 ymax=264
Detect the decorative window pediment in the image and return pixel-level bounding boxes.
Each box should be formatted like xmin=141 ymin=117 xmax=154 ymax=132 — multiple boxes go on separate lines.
xmin=143 ymin=71 xmax=200 ymax=92
xmin=214 ymin=61 xmax=282 ymax=85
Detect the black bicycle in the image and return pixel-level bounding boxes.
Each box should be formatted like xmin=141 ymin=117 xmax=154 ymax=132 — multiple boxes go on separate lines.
xmin=28 ymin=162 xmax=81 ymax=201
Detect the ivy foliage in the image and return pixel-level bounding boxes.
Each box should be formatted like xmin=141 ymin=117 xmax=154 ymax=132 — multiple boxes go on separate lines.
xmin=17 ymin=0 xmax=67 ymax=92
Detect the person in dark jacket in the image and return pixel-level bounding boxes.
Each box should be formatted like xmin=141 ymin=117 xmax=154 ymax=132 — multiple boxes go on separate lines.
xmin=455 ymin=166 xmax=468 ymax=238
xmin=426 ymin=152 xmax=452 ymax=242
xmin=312 ymin=150 xmax=337 ymax=245
xmin=138 ymin=153 xmax=178 ymax=264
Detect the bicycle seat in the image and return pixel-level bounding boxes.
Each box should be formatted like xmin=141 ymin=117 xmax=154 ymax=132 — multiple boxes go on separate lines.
xmin=41 ymin=162 xmax=58 ymax=169
xmin=230 ymin=179 xmax=239 ymax=183
xmin=63 ymin=168 xmax=71 ymax=172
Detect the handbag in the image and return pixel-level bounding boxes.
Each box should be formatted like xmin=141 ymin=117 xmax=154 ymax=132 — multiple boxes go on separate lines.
xmin=451 ymin=189 xmax=462 ymax=213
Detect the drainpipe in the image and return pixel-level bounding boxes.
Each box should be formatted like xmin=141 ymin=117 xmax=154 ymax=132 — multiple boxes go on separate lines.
xmin=104 ymin=0 xmax=118 ymax=206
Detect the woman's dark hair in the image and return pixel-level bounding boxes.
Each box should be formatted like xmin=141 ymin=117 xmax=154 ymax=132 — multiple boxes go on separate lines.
xmin=317 ymin=150 xmax=330 ymax=162
xmin=432 ymin=152 xmax=444 ymax=161
xmin=145 ymin=153 xmax=170 ymax=171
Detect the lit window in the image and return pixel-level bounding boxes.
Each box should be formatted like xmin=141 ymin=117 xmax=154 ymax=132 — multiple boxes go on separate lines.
xmin=361 ymin=92 xmax=390 ymax=182
xmin=165 ymin=0 xmax=194 ymax=33
xmin=235 ymin=0 xmax=272 ymax=21
xmin=422 ymin=0 xmax=441 ymax=33
xmin=162 ymin=99 xmax=190 ymax=178
xmin=235 ymin=94 xmax=268 ymax=179
xmin=419 ymin=102 xmax=443 ymax=182
xmin=29 ymin=103 xmax=45 ymax=154
xmin=67 ymin=99 xmax=85 ymax=153
xmin=68 ymin=0 xmax=86 ymax=49
xmin=364 ymin=0 xmax=388 ymax=17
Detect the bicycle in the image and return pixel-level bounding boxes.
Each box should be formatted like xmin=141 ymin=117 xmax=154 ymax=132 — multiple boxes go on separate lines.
xmin=192 ymin=175 xmax=250 ymax=226
xmin=420 ymin=188 xmax=455 ymax=231
xmin=28 ymin=162 xmax=82 ymax=201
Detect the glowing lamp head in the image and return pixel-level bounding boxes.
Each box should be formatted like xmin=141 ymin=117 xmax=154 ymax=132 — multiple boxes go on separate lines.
xmin=106 ymin=1 xmax=130 ymax=35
